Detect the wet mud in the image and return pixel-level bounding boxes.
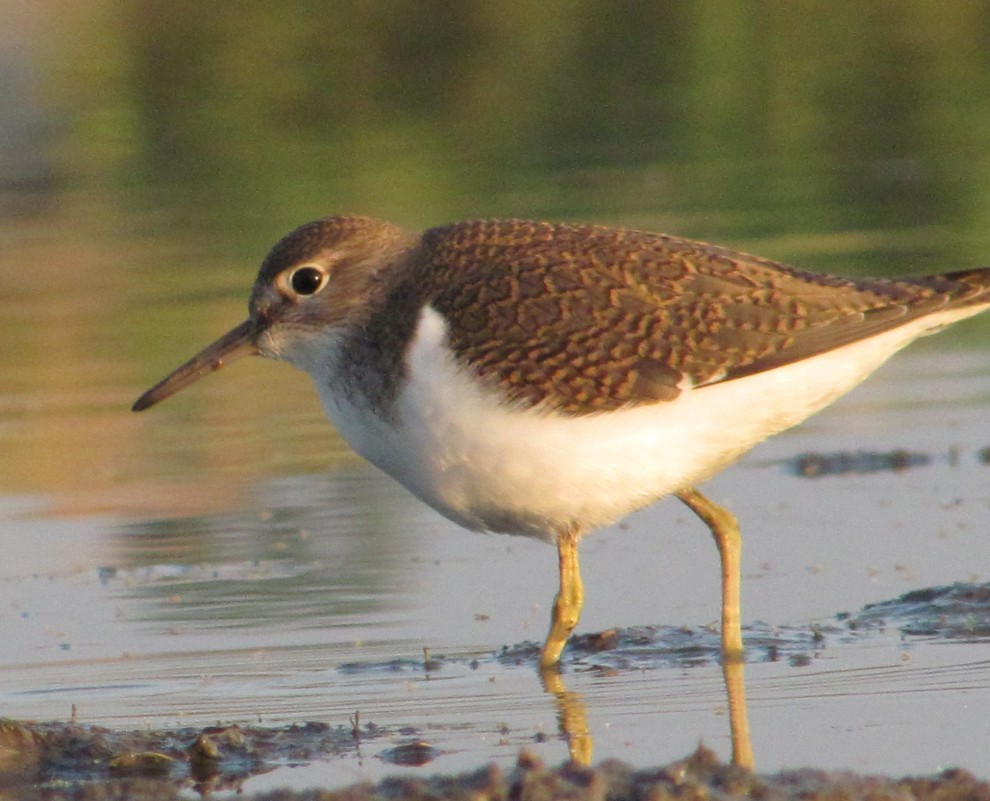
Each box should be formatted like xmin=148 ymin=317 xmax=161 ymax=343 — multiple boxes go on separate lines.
xmin=1 ymin=725 xmax=986 ymax=801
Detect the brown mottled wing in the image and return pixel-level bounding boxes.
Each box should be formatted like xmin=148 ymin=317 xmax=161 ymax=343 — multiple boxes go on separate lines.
xmin=419 ymin=220 xmax=989 ymax=414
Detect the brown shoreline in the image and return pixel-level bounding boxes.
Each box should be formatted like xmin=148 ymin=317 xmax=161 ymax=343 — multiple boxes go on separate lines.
xmin=2 ymin=718 xmax=986 ymax=801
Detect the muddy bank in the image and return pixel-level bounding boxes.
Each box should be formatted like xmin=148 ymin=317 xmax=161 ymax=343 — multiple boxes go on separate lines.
xmin=1 ymin=718 xmax=987 ymax=801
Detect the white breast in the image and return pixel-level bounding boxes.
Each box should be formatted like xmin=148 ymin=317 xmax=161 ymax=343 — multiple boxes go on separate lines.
xmin=308 ymin=303 xmax=989 ymax=542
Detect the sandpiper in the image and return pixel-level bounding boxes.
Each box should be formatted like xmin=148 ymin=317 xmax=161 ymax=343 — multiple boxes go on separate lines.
xmin=134 ymin=216 xmax=990 ymax=670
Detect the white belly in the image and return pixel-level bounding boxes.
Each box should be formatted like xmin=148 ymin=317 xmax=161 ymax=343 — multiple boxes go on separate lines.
xmin=313 ymin=304 xmax=987 ymax=541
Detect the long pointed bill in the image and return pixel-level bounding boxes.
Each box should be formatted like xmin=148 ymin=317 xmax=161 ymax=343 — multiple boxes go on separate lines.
xmin=132 ymin=320 xmax=259 ymax=412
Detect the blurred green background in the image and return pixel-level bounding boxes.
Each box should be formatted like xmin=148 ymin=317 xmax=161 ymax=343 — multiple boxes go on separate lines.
xmin=13 ymin=2 xmax=990 ymax=258
xmin=3 ymin=0 xmax=990 ymax=505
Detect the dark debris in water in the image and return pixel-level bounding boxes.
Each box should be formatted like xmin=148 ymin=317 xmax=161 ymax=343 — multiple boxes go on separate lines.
xmin=500 ymin=621 xmax=831 ymax=671
xmin=338 ymin=657 xmax=437 ymax=675
xmin=496 ymin=583 xmax=990 ymax=671
xmin=842 ymin=582 xmax=990 ymax=639
xmin=339 ymin=648 xmax=449 ymax=676
xmin=782 ymin=444 xmax=990 ymax=477
xmin=785 ymin=448 xmax=932 ymax=477
xmin=379 ymin=739 xmax=442 ymax=767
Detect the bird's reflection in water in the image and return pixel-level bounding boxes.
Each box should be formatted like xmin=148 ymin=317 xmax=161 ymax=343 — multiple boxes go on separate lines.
xmin=540 ymin=655 xmax=753 ymax=770
xmin=540 ymin=669 xmax=593 ymax=767
xmin=721 ymin=656 xmax=754 ymax=769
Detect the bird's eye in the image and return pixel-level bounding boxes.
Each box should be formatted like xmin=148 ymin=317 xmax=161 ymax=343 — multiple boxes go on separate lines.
xmin=288 ymin=265 xmax=327 ymax=296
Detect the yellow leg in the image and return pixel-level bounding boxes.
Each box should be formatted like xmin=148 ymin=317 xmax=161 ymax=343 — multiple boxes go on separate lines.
xmin=539 ymin=526 xmax=584 ymax=671
xmin=676 ymin=488 xmax=754 ymax=770
xmin=676 ymin=488 xmax=744 ymax=659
